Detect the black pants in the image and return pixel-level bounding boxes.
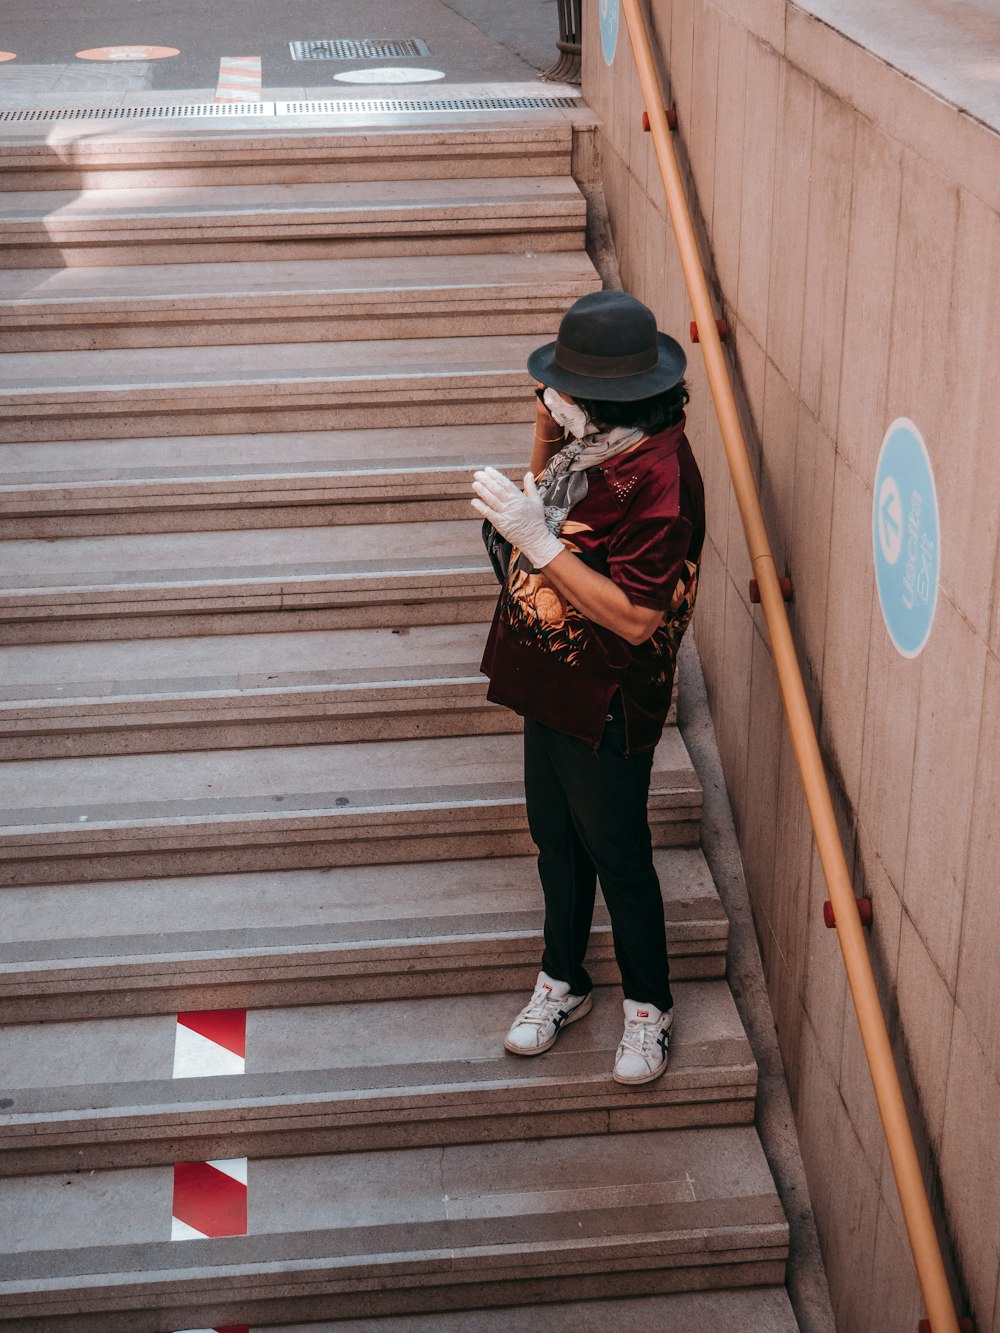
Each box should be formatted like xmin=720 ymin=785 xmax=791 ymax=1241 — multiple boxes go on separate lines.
xmin=523 ymin=696 xmax=673 ymax=1013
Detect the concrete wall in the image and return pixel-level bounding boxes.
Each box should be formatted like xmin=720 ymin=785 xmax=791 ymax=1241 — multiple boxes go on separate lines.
xmin=582 ymin=1 xmax=1000 ymax=1327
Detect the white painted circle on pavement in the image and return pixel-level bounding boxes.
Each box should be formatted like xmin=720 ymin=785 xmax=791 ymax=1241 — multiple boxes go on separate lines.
xmin=333 ymin=67 xmax=445 ymax=84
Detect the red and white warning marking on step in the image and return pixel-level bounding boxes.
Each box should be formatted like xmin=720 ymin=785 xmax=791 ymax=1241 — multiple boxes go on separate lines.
xmin=174 ymin=1009 xmax=246 ymax=1078
xmin=174 ymin=1326 xmax=249 ymax=1333
xmin=215 ymin=56 xmax=262 ymax=102
xmin=172 ymin=1158 xmax=248 ymax=1240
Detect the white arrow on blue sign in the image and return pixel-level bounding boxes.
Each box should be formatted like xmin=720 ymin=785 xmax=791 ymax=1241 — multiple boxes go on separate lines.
xmin=872 ymin=418 xmax=940 ymax=658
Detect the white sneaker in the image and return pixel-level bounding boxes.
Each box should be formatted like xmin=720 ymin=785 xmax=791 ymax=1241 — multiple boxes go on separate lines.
xmin=504 ymin=970 xmax=592 ymax=1056
xmin=613 ymin=999 xmax=673 ymax=1084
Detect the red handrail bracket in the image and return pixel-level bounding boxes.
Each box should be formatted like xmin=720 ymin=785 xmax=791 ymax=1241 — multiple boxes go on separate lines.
xmin=642 ymin=107 xmax=678 ymax=132
xmin=749 ymin=577 xmax=792 ymax=604
xmin=824 ymin=898 xmax=874 ymax=929
xmin=690 ymin=317 xmax=729 ymax=344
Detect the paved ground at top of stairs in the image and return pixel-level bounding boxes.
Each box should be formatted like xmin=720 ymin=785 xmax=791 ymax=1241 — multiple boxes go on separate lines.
xmin=0 ymin=0 xmax=557 ymax=105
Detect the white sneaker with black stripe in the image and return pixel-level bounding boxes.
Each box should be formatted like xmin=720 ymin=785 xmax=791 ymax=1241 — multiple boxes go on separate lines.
xmin=612 ymin=998 xmax=673 ymax=1084
xmin=503 ymin=970 xmax=592 ymax=1056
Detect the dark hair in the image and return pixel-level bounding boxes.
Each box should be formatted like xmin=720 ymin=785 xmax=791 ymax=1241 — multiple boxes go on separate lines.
xmin=573 ymin=378 xmax=690 ymax=434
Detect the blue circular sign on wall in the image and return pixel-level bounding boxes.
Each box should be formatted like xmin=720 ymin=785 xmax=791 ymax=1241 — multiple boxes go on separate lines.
xmin=872 ymin=418 xmax=940 ymax=658
xmin=600 ymin=0 xmax=619 ymax=64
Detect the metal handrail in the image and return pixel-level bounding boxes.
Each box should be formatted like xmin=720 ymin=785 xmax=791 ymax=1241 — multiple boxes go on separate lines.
xmin=617 ymin=2 xmax=960 ymax=1329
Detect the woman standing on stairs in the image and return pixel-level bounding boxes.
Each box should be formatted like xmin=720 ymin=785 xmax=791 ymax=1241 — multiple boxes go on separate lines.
xmin=471 ymin=290 xmax=704 ymax=1085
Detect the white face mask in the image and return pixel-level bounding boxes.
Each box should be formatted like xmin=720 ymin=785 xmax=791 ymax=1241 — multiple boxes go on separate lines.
xmin=543 ymin=387 xmax=593 ymax=441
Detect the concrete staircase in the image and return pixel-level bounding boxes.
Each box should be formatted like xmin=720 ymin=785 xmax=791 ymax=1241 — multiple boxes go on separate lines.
xmin=0 ymin=113 xmax=797 ymax=1331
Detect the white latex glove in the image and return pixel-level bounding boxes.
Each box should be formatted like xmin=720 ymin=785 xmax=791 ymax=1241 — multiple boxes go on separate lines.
xmin=471 ymin=466 xmax=564 ymax=570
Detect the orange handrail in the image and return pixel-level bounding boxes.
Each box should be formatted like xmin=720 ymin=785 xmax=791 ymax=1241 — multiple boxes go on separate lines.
xmin=617 ymin=2 xmax=960 ymax=1329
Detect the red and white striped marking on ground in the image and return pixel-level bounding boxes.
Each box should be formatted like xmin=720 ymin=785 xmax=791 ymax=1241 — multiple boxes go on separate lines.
xmin=214 ymin=56 xmax=262 ymax=102
xmin=175 ymin=1326 xmax=249 ymax=1333
xmin=173 ymin=1009 xmax=246 ymax=1078
xmin=172 ymin=1158 xmax=248 ymax=1240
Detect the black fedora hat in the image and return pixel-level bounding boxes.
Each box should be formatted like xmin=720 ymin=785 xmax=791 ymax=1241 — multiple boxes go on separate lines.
xmin=527 ymin=290 xmax=686 ymax=402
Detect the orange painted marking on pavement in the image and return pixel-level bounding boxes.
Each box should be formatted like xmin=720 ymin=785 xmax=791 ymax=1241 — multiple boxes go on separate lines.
xmin=76 ymin=45 xmax=179 ymax=61
xmin=214 ymin=56 xmax=262 ymax=102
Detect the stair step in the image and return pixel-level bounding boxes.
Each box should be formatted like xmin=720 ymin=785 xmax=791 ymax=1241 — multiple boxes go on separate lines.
xmin=0 ymin=979 xmax=754 ymax=1174
xmin=0 ymin=621 xmax=676 ymax=758
xmin=235 ymin=1287 xmax=801 ymax=1331
xmin=0 ymin=423 xmax=527 ymax=538
xmin=0 ymin=176 xmax=587 ymax=268
xmin=0 ymin=517 xmax=498 ymax=643
xmin=0 ymin=846 xmax=724 ymax=1022
xmin=0 ymin=252 xmax=601 ymax=352
xmin=0 ymin=122 xmax=576 ymax=192
xmin=0 ymin=332 xmax=539 ymax=442
xmin=0 ymin=1127 xmax=789 ymax=1328
xmin=0 ymin=623 xmax=521 ymax=759
xmin=0 ymin=729 xmax=703 ymax=887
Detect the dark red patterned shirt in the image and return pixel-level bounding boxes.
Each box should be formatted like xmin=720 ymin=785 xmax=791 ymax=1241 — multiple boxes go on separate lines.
xmin=480 ymin=420 xmax=705 ymax=753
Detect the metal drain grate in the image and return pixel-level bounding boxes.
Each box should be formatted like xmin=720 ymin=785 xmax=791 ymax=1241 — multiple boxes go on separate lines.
xmin=289 ymin=38 xmax=430 ymax=61
xmin=279 ymin=95 xmax=580 ymax=114
xmin=0 ymin=102 xmax=272 ymax=123
xmin=0 ymin=92 xmax=580 ymax=125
